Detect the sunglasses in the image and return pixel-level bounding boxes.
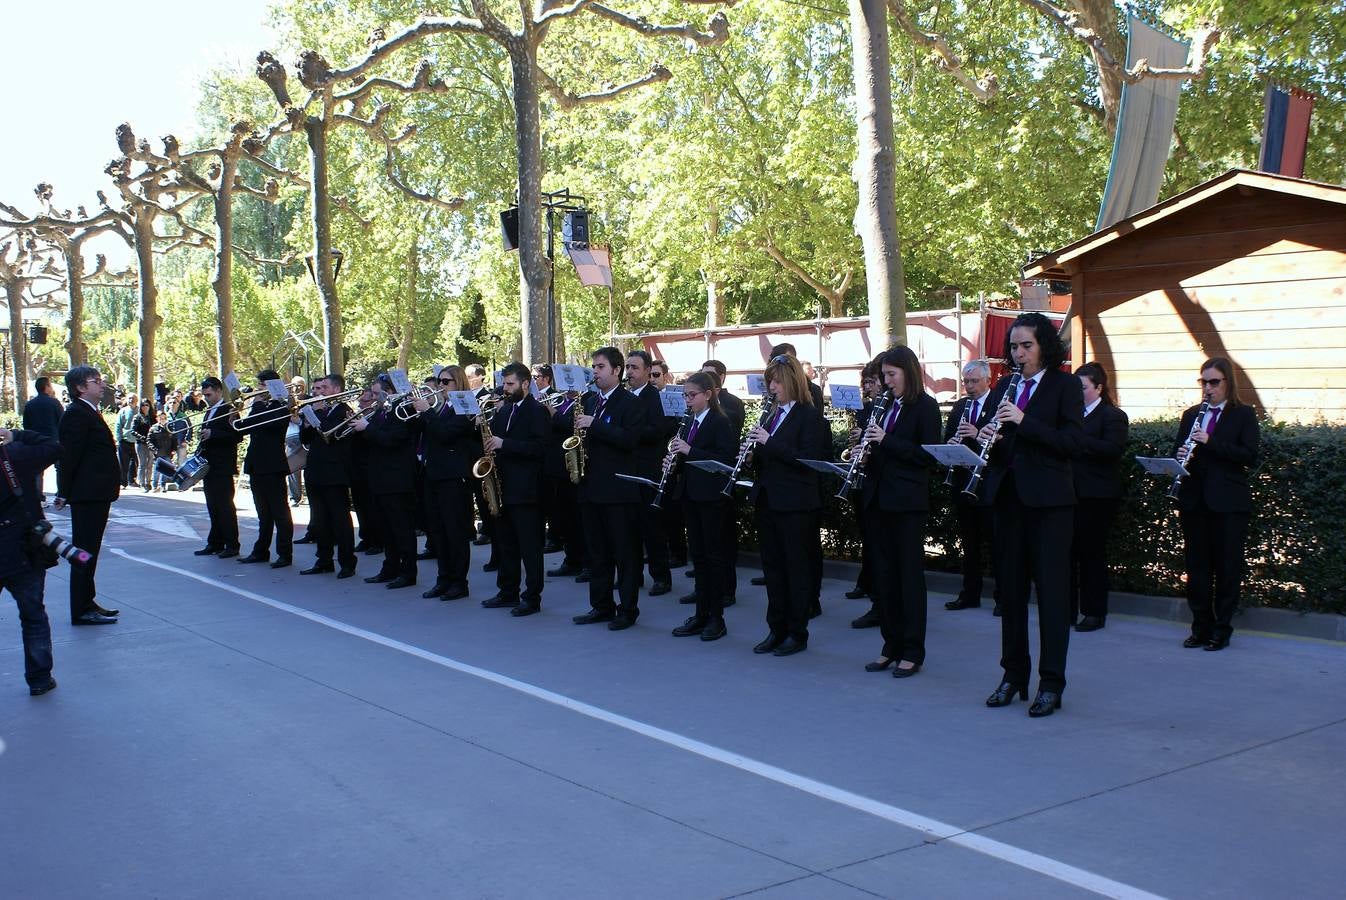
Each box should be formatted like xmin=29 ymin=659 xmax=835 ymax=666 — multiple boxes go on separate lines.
xmin=439 ymin=378 xmax=456 ymax=385
xmin=1198 ymin=378 xmax=1224 ymax=387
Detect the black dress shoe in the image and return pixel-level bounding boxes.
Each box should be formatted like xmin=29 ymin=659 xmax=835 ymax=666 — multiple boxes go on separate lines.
xmin=845 ymin=588 xmax=869 ymax=600
xmin=72 ymin=611 xmax=117 ymax=625
xmin=773 ymin=637 xmax=807 ymax=657
xmin=472 ymin=535 xmax=491 ymax=546
xmin=237 ymin=553 xmax=269 ymax=564
xmin=416 ymin=550 xmax=436 ymax=561
xmin=1203 ymin=636 xmax=1230 ymax=651
xmin=294 ymin=535 xmax=316 ymax=545
xmin=92 ymin=604 xmax=120 ymax=617
xmin=986 ymin=682 xmax=1028 ymax=707
xmin=29 ymin=678 xmax=57 ymax=696
xmin=385 ymin=576 xmax=415 ymax=590
xmin=547 ymin=563 xmax=580 ymax=577
xmin=270 ymin=558 xmax=292 ymax=569
xmin=301 ymin=564 xmax=335 ymax=575
xmin=363 ymin=545 xmax=385 ymax=556
xmin=440 ymin=584 xmax=470 ymax=601
xmin=607 ymin=614 xmax=637 ymax=631
xmin=753 ymin=634 xmax=785 ymax=654
xmin=511 ymin=604 xmax=541 ymax=617
xmin=1183 ymin=635 xmax=1210 ymax=648
xmin=422 ymin=583 xmax=449 ymax=599
xmin=892 ymin=662 xmax=921 ymax=679
xmin=672 ymin=615 xmax=707 ymax=637
xmin=649 ymin=581 xmax=672 ymax=597
xmin=850 ymin=608 xmax=880 ymax=629
xmin=678 ymin=592 xmax=697 ymax=605
xmin=991 ymin=604 xmax=1002 ymax=617
xmin=574 ymin=569 xmax=592 ymax=583
xmin=572 ymin=608 xmax=615 ymax=625
xmin=751 ymin=575 xmax=766 ymax=586
xmin=353 ymin=541 xmax=368 ymax=552
xmin=945 ymin=597 xmax=981 ymax=610
xmin=864 ymin=657 xmax=894 ymax=672
xmin=1028 ymin=691 xmax=1062 ymax=717
xmin=481 ymin=594 xmax=520 ymax=608
xmin=193 ymin=545 xmax=222 ymax=556
xmin=217 ymin=548 xmax=239 ymax=559
xmin=700 ymin=618 xmax=727 ymax=641
xmin=336 ymin=567 xmax=357 ymax=579
xmin=685 ymin=569 xmax=697 ymax=578
xmin=482 ymin=560 xmax=499 ymax=573
xmin=1075 ymin=616 xmax=1105 ymax=632
xmin=365 ymin=573 xmax=394 ymax=584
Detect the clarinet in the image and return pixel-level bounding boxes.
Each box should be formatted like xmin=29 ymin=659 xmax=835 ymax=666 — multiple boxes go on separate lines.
xmin=961 ymin=367 xmax=1023 ymax=500
xmin=942 ymin=395 xmax=975 ymax=487
xmin=836 ymin=390 xmax=892 ymax=498
xmin=722 ymin=396 xmax=778 ymax=496
xmin=651 ymin=411 xmax=695 ymax=510
xmin=1167 ymin=400 xmax=1211 ymax=500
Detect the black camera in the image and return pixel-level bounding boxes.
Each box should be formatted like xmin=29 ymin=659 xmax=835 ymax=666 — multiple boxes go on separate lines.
xmin=28 ymin=520 xmax=92 ymax=568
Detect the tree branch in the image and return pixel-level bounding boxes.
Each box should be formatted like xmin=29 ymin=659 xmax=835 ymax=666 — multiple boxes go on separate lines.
xmin=537 ymin=63 xmax=673 ymax=110
xmin=581 ymin=5 xmax=730 ymax=46
xmin=887 ymin=0 xmax=999 ymax=102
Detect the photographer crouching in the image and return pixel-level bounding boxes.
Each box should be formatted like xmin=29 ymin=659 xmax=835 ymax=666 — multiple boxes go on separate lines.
xmin=0 ymin=426 xmax=63 ymax=695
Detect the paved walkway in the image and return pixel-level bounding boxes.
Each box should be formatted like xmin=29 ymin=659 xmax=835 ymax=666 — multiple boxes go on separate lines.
xmin=1 ymin=487 xmax=1342 ymax=898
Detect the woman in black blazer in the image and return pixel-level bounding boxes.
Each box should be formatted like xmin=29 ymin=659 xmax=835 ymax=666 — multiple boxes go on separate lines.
xmin=669 ymin=372 xmax=738 ymax=642
xmin=1069 ymin=362 xmax=1129 ymax=632
xmin=1173 ymin=357 xmax=1259 ymax=651
xmin=976 ymin=312 xmax=1083 ymax=717
xmin=748 ymin=355 xmax=823 ymax=657
xmin=859 ymin=346 xmax=940 ymax=678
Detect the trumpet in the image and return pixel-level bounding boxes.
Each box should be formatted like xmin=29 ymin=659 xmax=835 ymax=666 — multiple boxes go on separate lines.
xmin=320 ymin=403 xmax=378 ymax=442
xmin=394 ymin=384 xmax=449 ymax=420
xmin=961 ymin=366 xmax=1023 ymax=500
xmin=1167 ymin=400 xmax=1211 ymax=500
xmin=836 ymin=390 xmax=892 ymax=498
xmin=722 ymin=395 xmax=777 ymax=496
xmin=652 ymin=411 xmax=695 ymax=509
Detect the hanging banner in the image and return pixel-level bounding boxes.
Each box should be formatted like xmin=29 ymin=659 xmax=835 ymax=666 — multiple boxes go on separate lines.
xmin=565 ymin=245 xmax=614 ymax=288
xmin=1258 ymin=84 xmax=1315 ymax=178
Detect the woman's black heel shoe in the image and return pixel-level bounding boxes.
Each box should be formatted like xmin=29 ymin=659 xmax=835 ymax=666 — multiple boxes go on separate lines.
xmin=864 ymin=657 xmax=894 ymax=672
xmin=986 ymin=682 xmax=1028 ymax=707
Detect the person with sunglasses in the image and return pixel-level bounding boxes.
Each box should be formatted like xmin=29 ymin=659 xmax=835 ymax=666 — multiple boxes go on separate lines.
xmin=1173 ymin=357 xmax=1259 ymax=651
xmin=416 ymin=366 xmax=477 ymax=600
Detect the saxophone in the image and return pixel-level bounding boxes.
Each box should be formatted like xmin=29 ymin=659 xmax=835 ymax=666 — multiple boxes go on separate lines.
xmin=471 ymin=398 xmax=503 ymax=518
xmin=562 ymin=393 xmax=587 ymax=484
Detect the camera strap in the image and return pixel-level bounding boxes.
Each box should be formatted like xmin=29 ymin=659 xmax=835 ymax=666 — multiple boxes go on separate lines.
xmin=0 ymin=444 xmax=24 ymax=498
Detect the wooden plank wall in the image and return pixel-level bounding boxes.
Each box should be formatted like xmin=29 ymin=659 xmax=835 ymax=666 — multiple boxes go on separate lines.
xmin=1077 ymin=190 xmax=1346 ymax=422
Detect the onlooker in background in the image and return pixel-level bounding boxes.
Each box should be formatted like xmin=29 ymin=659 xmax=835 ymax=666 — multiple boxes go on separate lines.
xmin=114 ymin=394 xmax=140 ymax=487
xmin=147 ymin=411 xmax=179 ymax=492
xmin=166 ymin=397 xmax=193 ymax=469
xmin=21 ymin=376 xmax=63 ymax=499
xmin=131 ymin=400 xmax=155 ymax=492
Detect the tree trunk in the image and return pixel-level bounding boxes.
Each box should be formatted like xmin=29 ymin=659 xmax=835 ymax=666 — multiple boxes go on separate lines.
xmin=4 ymin=280 xmax=26 ymax=410
xmin=397 ymin=241 xmax=417 ymax=371
xmin=306 ymin=115 xmax=344 ymax=375
xmin=511 ymin=46 xmax=550 ymax=365
xmin=848 ymin=0 xmax=907 ymax=348
xmin=1072 ymin=0 xmax=1126 ymax=134
xmin=212 ymin=152 xmax=239 ymax=377
xmin=132 ymin=214 xmax=160 ymax=399
xmin=63 ymin=243 xmax=88 ymax=367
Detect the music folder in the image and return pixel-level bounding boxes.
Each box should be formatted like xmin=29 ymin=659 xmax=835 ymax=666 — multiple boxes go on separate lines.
xmin=922 ymin=444 xmax=986 ymax=468
xmin=798 ymin=458 xmax=849 ymax=478
xmin=615 ymin=473 xmax=660 ymax=489
xmin=1135 ymin=456 xmax=1188 ymax=478
xmin=686 ymin=459 xmax=752 ymax=489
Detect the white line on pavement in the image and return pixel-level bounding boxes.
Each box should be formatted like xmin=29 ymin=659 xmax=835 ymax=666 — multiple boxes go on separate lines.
xmin=110 ymin=547 xmax=1165 ymax=900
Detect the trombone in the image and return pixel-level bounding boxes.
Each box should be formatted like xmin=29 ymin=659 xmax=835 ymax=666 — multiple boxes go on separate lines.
xmin=394 ymin=384 xmax=450 ymax=421
xmin=232 ymin=388 xmax=361 ymax=432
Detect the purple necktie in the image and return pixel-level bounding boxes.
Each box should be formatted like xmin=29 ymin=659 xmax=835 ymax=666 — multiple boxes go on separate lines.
xmin=593 ymin=395 xmax=607 ymax=419
xmin=969 ymin=399 xmax=979 ymax=423
xmin=884 ymin=403 xmax=899 ymax=432
xmin=686 ymin=419 xmax=700 ymax=443
xmin=1016 ymin=380 xmax=1034 ymax=411
xmin=766 ymin=407 xmax=783 ymax=433
xmin=1205 ymin=407 xmax=1220 ymax=435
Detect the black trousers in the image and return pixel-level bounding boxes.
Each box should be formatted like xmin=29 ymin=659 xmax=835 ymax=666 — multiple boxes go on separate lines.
xmin=1070 ymin=497 xmax=1119 ymax=621
xmin=118 ymin=441 xmax=137 ymax=486
xmin=496 ymin=503 xmax=544 ymax=606
xmin=248 ymin=473 xmax=293 ymax=560
xmin=853 ymin=499 xmax=873 ymax=593
xmin=662 ymin=496 xmax=688 ymax=565
xmin=5 ymin=565 xmax=52 ymax=686
xmin=581 ymin=502 xmax=641 ymax=616
xmin=993 ymin=480 xmax=1073 ymax=694
xmin=540 ymin=472 xmax=562 ymax=543
xmin=637 ymin=485 xmax=672 ymax=584
xmin=757 ymin=504 xmax=815 ymax=643
xmin=868 ymin=508 xmax=929 ymax=664
xmin=374 ymin=491 xmax=417 ymax=581
xmin=555 ymin=478 xmax=588 ymax=568
xmin=1180 ymin=505 xmax=1249 ymax=641
xmin=350 ymin=477 xmax=380 ymax=548
xmin=68 ymin=500 xmax=109 ymax=619
xmin=686 ymin=498 xmax=729 ymax=620
xmin=203 ymin=474 xmax=239 ymax=551
xmin=308 ymin=483 xmax=356 ymax=570
xmin=425 ymin=477 xmax=472 ymax=587
xmin=954 ymin=495 xmax=995 ymax=606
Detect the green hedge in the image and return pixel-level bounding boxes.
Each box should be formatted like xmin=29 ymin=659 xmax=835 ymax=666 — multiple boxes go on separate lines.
xmin=733 ymin=404 xmax=1346 ymax=616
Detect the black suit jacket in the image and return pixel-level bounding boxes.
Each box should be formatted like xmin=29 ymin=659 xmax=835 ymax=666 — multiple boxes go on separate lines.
xmin=421 ymin=402 xmax=478 ymax=482
xmin=198 ymin=403 xmax=244 ymax=476
xmin=1075 ymin=402 xmax=1129 ymax=499
xmin=579 ymin=387 xmax=645 ymax=505
xmin=979 ymin=369 xmax=1083 ymax=508
xmin=861 ymin=392 xmax=940 ymax=513
xmin=749 ymin=403 xmax=822 ymax=512
xmin=362 ymin=408 xmax=418 ymax=494
xmin=300 ymin=402 xmax=354 ymax=487
xmin=492 ymin=395 xmax=547 ymax=505
xmin=675 ymin=409 xmax=737 ymax=503
xmin=1173 ymin=403 xmax=1258 ymax=514
xmin=628 ymin=383 xmax=668 ymax=478
xmin=719 ymin=390 xmax=746 ymax=438
xmin=56 ymin=399 xmax=121 ymax=503
xmin=22 ymin=393 xmax=63 ymax=439
xmin=942 ymin=393 xmax=994 ymax=494
xmin=242 ymin=398 xmax=291 ymax=476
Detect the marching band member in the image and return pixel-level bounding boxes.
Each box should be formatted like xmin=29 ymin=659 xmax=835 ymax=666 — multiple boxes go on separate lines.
xmin=348 ymin=388 xmax=383 ymax=555
xmin=479 ymin=363 xmax=549 ymax=616
xmin=1070 ymin=362 xmax=1129 ymax=632
xmin=859 ymin=346 xmax=940 ymax=677
xmin=749 ymin=355 xmax=823 ymax=657
xmin=350 ymin=377 xmax=419 ymax=590
xmin=572 ymin=347 xmax=647 ymax=630
xmin=977 ymin=312 xmax=1083 ymax=717
xmin=943 ymin=360 xmax=996 ymax=613
xmin=299 ymin=374 xmax=358 ymax=579
xmin=701 ymin=360 xmax=743 ymax=609
xmin=236 ymin=369 xmax=294 ymax=569
xmin=1174 ymin=357 xmax=1258 ymax=652
xmin=465 ymin=363 xmax=495 ymax=552
xmin=848 ymin=360 xmax=882 ymax=628
xmin=194 ymin=377 xmax=243 ymax=558
xmin=668 ymin=372 xmax=737 ymax=641
xmin=650 ymin=359 xmax=688 ymax=570
xmin=532 ymin=364 xmax=564 ymax=554
xmin=624 ymin=350 xmax=674 ymax=597
xmin=416 ymin=366 xmax=475 ymax=600
xmin=544 ymin=383 xmax=590 ymax=581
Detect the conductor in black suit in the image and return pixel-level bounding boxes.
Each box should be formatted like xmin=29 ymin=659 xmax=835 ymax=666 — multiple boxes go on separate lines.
xmin=1174 ymin=357 xmax=1259 ymax=652
xmin=1070 ymin=362 xmax=1129 ymax=632
xmin=54 ymin=366 xmax=121 ymax=625
xmin=299 ymin=374 xmax=359 ymax=579
xmin=943 ymin=360 xmax=997 ymax=612
xmin=480 ymin=363 xmax=549 ymax=616
xmin=976 ymin=313 xmax=1083 ymax=718
xmin=237 ymin=370 xmax=294 ymax=568
xmin=572 ymin=346 xmax=647 ymax=631
xmin=195 ymin=377 xmax=244 ymax=558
